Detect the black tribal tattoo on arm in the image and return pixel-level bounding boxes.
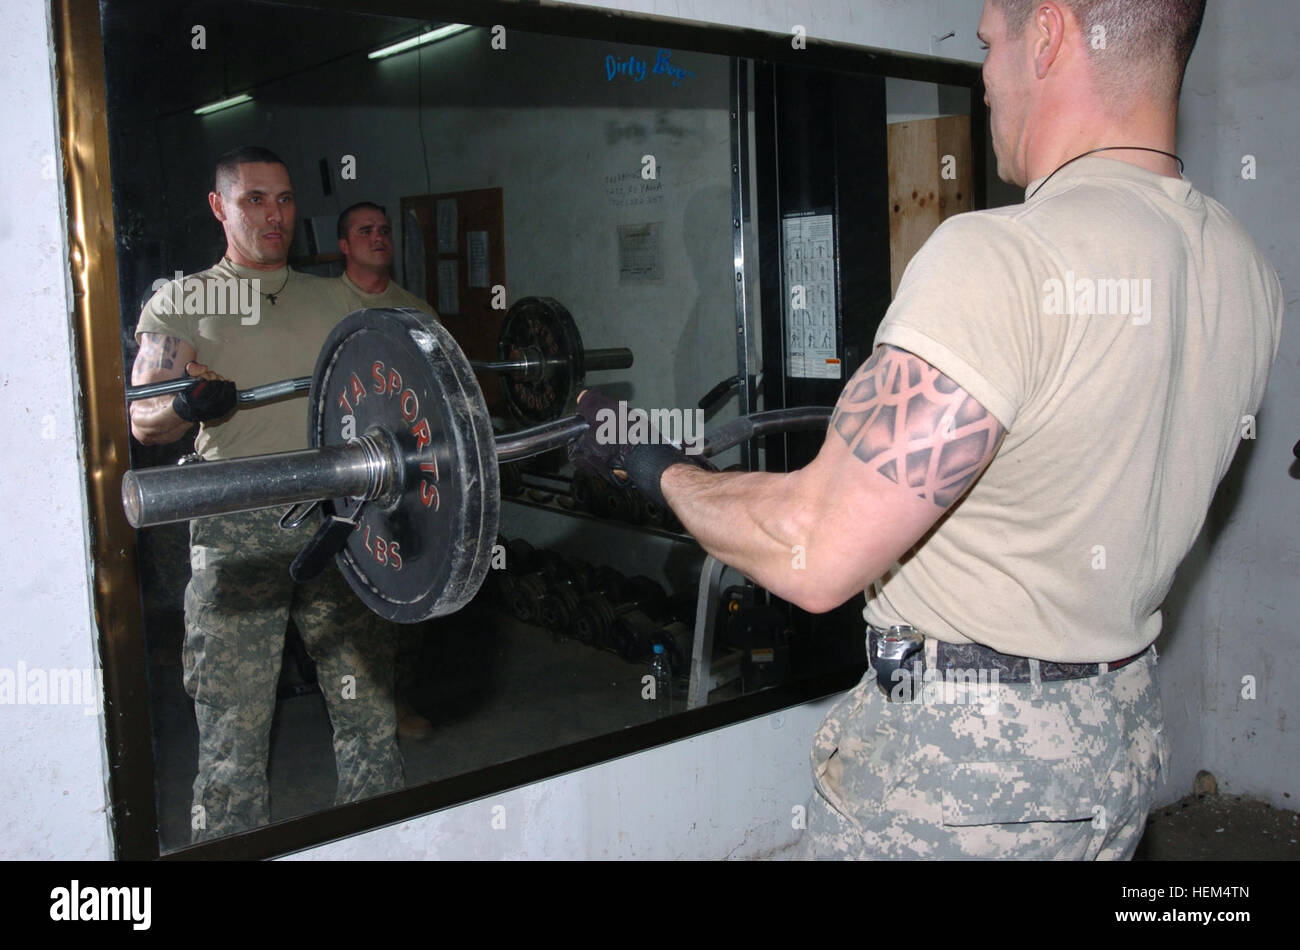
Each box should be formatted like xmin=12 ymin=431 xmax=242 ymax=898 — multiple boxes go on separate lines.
xmin=831 ymin=345 xmax=1004 ymax=508
xmin=137 ymin=333 xmax=182 ymax=373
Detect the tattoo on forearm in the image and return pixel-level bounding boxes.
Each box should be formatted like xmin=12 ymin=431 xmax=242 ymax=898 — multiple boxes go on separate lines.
xmin=831 ymin=345 xmax=1003 ymax=508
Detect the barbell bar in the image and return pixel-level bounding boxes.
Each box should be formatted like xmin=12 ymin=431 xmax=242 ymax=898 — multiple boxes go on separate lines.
xmin=124 ymin=348 xmax=632 ymax=407
xmin=120 ymin=308 xmax=831 ymax=622
xmin=476 ymin=347 xmax=633 ymax=379
xmin=125 ymin=375 xmax=314 ymax=406
xmin=121 ymin=406 xmax=830 ymax=529
xmin=124 ymin=296 xmax=633 ymax=420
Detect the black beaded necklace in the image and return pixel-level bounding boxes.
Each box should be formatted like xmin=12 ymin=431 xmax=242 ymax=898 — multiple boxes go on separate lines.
xmin=1027 ymin=146 xmax=1185 ymax=200
xmin=224 ymin=257 xmax=290 ymax=304
xmin=261 ymin=269 xmax=290 ymax=305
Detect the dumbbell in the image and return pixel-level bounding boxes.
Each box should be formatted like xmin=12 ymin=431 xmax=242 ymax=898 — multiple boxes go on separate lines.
xmin=574 ymin=576 xmax=669 ymax=653
xmin=533 ymin=549 xmax=577 ymax=589
xmin=531 ymin=550 xmax=589 ymax=636
xmin=559 ymin=566 xmax=630 ymax=644
xmin=611 ymin=609 xmax=664 ymax=662
xmin=655 ymin=620 xmax=694 ymax=672
xmin=566 ymin=556 xmax=597 ymax=595
xmin=538 ymin=586 xmax=581 ymax=635
xmin=507 ymin=548 xmax=596 ymax=634
xmin=505 ymin=572 xmax=550 ymax=624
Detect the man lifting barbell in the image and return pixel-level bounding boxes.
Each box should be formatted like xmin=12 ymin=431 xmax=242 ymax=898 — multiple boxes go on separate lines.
xmin=569 ymin=0 xmax=1283 ymax=860
xmin=129 ymin=146 xmax=403 ymax=842
xmin=122 ymin=0 xmax=1283 ymax=861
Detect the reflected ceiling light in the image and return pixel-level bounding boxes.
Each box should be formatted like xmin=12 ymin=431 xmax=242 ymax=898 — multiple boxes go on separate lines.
xmin=368 ymin=24 xmax=473 ymax=60
xmin=194 ymin=93 xmax=253 ymax=116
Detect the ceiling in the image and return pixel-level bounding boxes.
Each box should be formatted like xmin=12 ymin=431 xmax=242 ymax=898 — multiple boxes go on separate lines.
xmin=101 ymin=0 xmax=431 ymax=121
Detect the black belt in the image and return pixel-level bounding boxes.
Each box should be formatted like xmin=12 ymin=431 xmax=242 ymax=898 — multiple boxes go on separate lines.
xmin=868 ymin=624 xmax=1148 ymax=700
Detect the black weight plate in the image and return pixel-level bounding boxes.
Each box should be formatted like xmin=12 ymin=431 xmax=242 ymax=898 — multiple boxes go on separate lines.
xmin=308 ymin=308 xmax=499 ymax=622
xmin=498 ymin=296 xmax=584 ymax=425
xmin=428 ymin=307 xmax=503 ymax=608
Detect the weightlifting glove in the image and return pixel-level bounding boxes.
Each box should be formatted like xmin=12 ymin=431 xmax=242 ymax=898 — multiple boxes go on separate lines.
xmin=567 ymin=388 xmax=631 ymax=484
xmin=567 ymin=388 xmax=714 ymax=509
xmin=172 ymin=376 xmax=237 ymax=423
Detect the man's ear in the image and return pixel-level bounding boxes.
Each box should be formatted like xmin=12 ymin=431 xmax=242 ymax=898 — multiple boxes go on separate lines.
xmin=1032 ymin=1 xmax=1067 ymax=80
xmin=337 ymin=237 xmax=349 ymax=258
xmin=208 ymin=191 xmax=226 ymax=222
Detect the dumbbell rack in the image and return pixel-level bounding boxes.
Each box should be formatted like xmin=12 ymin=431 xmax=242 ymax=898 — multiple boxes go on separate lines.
xmin=485 ymin=535 xmax=743 ymax=708
xmin=501 ymin=472 xmax=692 ymax=544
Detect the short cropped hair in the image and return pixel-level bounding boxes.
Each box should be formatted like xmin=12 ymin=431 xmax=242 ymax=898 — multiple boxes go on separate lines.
xmin=337 ymin=201 xmax=388 ymax=240
xmin=213 ymin=145 xmax=288 ymax=194
xmin=993 ymin=0 xmax=1207 ymax=99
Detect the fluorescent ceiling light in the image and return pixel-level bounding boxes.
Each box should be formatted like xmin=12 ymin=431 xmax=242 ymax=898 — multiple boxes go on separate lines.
xmin=368 ymin=24 xmax=472 ymax=60
xmin=194 ymin=93 xmax=253 ymax=116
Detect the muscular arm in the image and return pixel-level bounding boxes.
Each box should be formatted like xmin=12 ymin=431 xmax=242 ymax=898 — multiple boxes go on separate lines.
xmin=661 ymin=345 xmax=1006 ymax=613
xmin=129 ymin=333 xmax=200 ymax=445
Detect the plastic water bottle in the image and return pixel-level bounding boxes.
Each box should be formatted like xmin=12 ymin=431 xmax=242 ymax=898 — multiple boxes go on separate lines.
xmin=650 ymin=643 xmax=673 ymax=717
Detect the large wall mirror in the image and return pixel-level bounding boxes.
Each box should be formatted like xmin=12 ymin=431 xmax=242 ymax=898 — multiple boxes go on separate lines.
xmin=70 ymin=0 xmax=987 ymax=857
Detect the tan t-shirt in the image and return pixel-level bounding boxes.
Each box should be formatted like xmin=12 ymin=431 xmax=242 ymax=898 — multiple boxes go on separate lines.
xmin=865 ymin=157 xmax=1284 ymax=662
xmin=134 ymin=258 xmax=355 ymax=459
xmin=338 ymin=271 xmax=438 ymax=318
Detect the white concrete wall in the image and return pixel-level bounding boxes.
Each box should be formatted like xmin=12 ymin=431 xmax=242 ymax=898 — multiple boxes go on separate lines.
xmin=1162 ymin=0 xmax=1300 ymax=807
xmin=0 ymin=3 xmax=113 ymax=859
xmin=285 ymin=706 xmax=817 ymax=859
xmin=123 ymin=26 xmax=741 ymax=453
xmin=4 ymin=0 xmax=1293 ymax=860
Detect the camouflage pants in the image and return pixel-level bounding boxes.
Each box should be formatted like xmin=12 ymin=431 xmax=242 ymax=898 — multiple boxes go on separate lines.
xmin=792 ymin=641 xmax=1168 ymax=859
xmin=183 ymin=509 xmax=403 ymax=843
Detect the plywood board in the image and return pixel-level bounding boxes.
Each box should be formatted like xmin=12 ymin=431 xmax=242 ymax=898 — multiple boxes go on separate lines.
xmin=887 ymin=114 xmax=973 ymax=298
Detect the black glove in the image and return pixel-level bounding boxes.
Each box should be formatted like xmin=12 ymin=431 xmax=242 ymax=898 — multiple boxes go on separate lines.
xmin=567 ymin=388 xmax=714 ymax=509
xmin=625 ymin=441 xmax=713 ymax=509
xmin=172 ymin=376 xmax=237 ymax=423
xmin=568 ymin=389 xmax=631 ymax=485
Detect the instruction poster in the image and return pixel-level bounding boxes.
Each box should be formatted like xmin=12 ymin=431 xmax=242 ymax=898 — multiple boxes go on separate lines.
xmin=782 ymin=211 xmax=840 ymax=379
xmin=436 ymin=199 xmax=458 ymax=254
xmin=618 ymin=222 xmax=664 ymax=283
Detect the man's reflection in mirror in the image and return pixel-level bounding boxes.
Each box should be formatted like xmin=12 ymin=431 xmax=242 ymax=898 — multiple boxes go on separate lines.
xmin=130 ymin=146 xmax=404 ymax=841
xmin=335 ymin=200 xmax=440 ymax=741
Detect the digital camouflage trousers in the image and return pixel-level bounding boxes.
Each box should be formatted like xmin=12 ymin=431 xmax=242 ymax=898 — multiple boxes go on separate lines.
xmin=183 ymin=509 xmax=403 ymax=842
xmin=793 ymin=643 xmax=1168 ymax=860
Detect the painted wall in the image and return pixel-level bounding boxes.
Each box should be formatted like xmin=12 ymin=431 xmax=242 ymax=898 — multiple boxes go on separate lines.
xmin=0 ymin=3 xmax=113 ymax=859
xmin=1159 ymin=0 xmax=1300 ymax=806
xmin=3 ymin=0 xmax=1293 ymax=861
xmin=114 ymin=26 xmax=742 ymax=443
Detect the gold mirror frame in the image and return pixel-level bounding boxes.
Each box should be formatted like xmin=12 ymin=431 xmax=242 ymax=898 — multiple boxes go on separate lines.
xmin=54 ymin=0 xmax=158 ymax=859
